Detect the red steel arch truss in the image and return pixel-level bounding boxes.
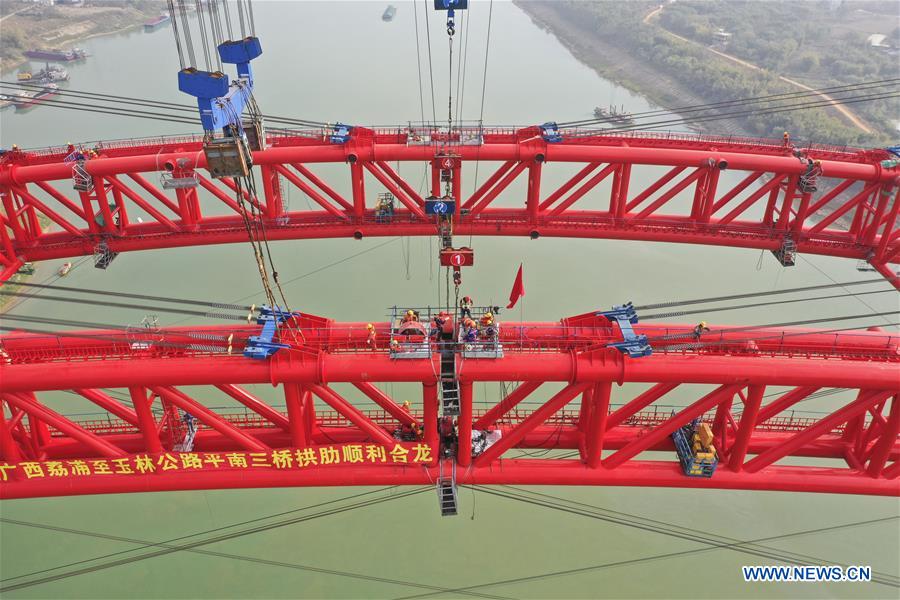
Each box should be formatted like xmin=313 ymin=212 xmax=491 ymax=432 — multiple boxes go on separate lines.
xmin=1 ymin=127 xmax=899 ymax=286
xmin=0 ymin=312 xmax=898 ymax=499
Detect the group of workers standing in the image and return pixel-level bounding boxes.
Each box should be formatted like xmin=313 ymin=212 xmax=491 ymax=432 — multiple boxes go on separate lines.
xmin=366 ymin=296 xmax=501 ymax=351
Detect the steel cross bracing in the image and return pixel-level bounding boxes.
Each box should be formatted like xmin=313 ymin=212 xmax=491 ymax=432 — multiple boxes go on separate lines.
xmin=0 ymin=311 xmax=898 ymax=499
xmin=1 ymin=127 xmax=899 ymax=287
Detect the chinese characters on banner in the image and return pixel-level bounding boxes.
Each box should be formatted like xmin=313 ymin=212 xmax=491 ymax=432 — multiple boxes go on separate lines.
xmin=0 ymin=443 xmax=432 ymax=483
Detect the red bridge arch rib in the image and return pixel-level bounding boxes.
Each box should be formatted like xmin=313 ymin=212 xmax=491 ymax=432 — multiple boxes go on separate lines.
xmin=1 ymin=127 xmax=898 ymax=287
xmin=0 ymin=313 xmax=898 ymax=499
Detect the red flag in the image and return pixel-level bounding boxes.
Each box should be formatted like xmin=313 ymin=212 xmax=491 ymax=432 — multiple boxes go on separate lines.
xmin=506 ymin=263 xmax=525 ymax=309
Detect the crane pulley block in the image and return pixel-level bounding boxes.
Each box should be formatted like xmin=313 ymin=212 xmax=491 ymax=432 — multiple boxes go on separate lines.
xmin=425 ymin=197 xmax=456 ymax=215
xmin=204 ymin=136 xmax=252 ymax=179
xmin=242 ymin=119 xmax=266 ymax=151
xmin=439 ymin=247 xmax=474 ymax=267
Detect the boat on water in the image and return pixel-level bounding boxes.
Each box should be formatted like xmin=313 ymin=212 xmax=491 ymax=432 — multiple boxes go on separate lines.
xmin=16 ymin=64 xmax=68 ymax=84
xmin=592 ymin=104 xmax=635 ymax=126
xmin=57 ymin=262 xmax=73 ymax=277
xmin=33 ymin=63 xmax=69 ymax=83
xmin=23 ymin=47 xmax=88 ymax=61
xmin=144 ymin=14 xmax=171 ymax=31
xmin=13 ymin=84 xmax=59 ymax=110
xmin=382 ymin=4 xmax=396 ymax=21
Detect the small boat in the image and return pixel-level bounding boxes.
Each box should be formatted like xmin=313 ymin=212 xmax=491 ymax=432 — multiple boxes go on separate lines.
xmin=592 ymin=104 xmax=635 ymax=126
xmin=382 ymin=4 xmax=396 ymax=21
xmin=32 ymin=63 xmax=69 ymax=83
xmin=24 ymin=47 xmax=88 ymax=61
xmin=17 ymin=71 xmax=32 ymax=81
xmin=13 ymin=84 xmax=59 ymax=110
xmin=144 ymin=14 xmax=171 ymax=31
xmin=57 ymin=262 xmax=73 ymax=277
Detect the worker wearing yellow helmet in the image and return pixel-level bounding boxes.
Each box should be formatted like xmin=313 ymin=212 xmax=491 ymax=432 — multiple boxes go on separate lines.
xmin=693 ymin=321 xmax=710 ymax=342
xmin=366 ymin=323 xmax=378 ymax=351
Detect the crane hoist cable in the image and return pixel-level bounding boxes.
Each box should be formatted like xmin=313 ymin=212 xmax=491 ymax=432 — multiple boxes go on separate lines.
xmin=469 ymin=0 xmax=494 ymax=248
xmin=423 ymin=0 xmax=437 ymax=124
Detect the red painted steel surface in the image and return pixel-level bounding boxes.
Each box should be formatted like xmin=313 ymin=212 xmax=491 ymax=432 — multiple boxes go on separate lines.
xmin=1 ymin=127 xmax=898 ymax=286
xmin=1 ymin=314 xmax=897 ymax=499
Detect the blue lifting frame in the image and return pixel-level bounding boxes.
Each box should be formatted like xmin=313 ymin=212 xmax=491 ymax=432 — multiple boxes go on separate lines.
xmin=243 ymin=304 xmax=297 ymax=360
xmin=178 ymin=37 xmax=263 ymax=132
xmin=597 ymin=302 xmax=652 ymax=358
xmin=540 ymin=122 xmax=563 ymax=143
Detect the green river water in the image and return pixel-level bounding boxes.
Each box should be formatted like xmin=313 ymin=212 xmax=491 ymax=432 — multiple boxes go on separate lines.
xmin=0 ymin=2 xmax=898 ymax=598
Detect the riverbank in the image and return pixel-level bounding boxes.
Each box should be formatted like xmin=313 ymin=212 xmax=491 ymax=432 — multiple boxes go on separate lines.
xmin=0 ymin=1 xmax=165 ymax=75
xmin=513 ymin=1 xmax=887 ymax=146
xmin=514 ymin=0 xmax=750 ymax=136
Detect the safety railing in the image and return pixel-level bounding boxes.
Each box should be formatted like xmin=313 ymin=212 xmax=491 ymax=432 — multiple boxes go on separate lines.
xmin=46 ymin=404 xmax=855 ymax=439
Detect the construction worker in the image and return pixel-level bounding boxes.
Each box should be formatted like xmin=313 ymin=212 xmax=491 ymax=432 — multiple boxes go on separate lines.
xmin=693 ymin=321 xmax=710 ymax=342
xmin=782 ymin=131 xmax=790 ymax=147
xmin=463 ymin=318 xmax=478 ymax=343
xmin=439 ymin=311 xmax=454 ymax=340
xmin=366 ymin=323 xmax=378 ymax=351
xmin=480 ymin=312 xmax=494 ymax=328
xmin=460 ymin=296 xmax=473 ymax=319
xmin=402 ymin=309 xmax=417 ymax=324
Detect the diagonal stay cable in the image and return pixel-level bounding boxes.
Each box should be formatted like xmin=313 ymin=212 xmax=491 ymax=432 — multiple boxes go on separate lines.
xmin=0 ymin=487 xmax=437 ymax=594
xmin=640 ymin=289 xmax=895 ymax=320
xmin=467 ymin=487 xmax=899 ymax=586
xmin=393 ymin=503 xmax=898 ymax=600
xmin=557 ymin=78 xmax=900 ymax=127
xmin=0 ymin=491 xmax=509 ymax=599
xmin=5 ymin=281 xmax=251 ymax=311
xmin=0 ymin=290 xmax=248 ymax=321
xmin=498 ymin=485 xmax=900 ymax=583
xmin=633 ymin=278 xmax=889 ymax=311
xmin=1 ymin=486 xmax=400 ymax=584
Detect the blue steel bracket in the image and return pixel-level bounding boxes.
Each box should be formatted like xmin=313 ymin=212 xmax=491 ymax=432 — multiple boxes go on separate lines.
xmin=540 ymin=122 xmax=563 ymax=143
xmin=178 ymin=37 xmax=262 ymax=132
xmin=243 ymin=305 xmax=299 ymax=360
xmin=597 ymin=302 xmax=652 ymax=358
xmin=329 ymin=123 xmax=352 ymax=144
xmin=433 ymin=0 xmax=468 ymax=9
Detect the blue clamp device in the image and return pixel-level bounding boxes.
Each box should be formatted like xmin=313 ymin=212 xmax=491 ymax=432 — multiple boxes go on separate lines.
xmin=329 ymin=123 xmax=352 ymax=144
xmin=597 ymin=302 xmax=652 ymax=358
xmin=178 ymin=37 xmax=262 ymax=132
xmin=540 ymin=122 xmax=563 ymax=143
xmin=243 ymin=304 xmax=298 ymax=360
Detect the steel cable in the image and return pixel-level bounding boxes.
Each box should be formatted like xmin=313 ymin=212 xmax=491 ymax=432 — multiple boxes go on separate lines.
xmin=558 ymin=78 xmax=900 ymax=127
xmin=0 ymin=488 xmax=434 ymax=594
xmin=6 ymin=281 xmax=251 ymax=311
